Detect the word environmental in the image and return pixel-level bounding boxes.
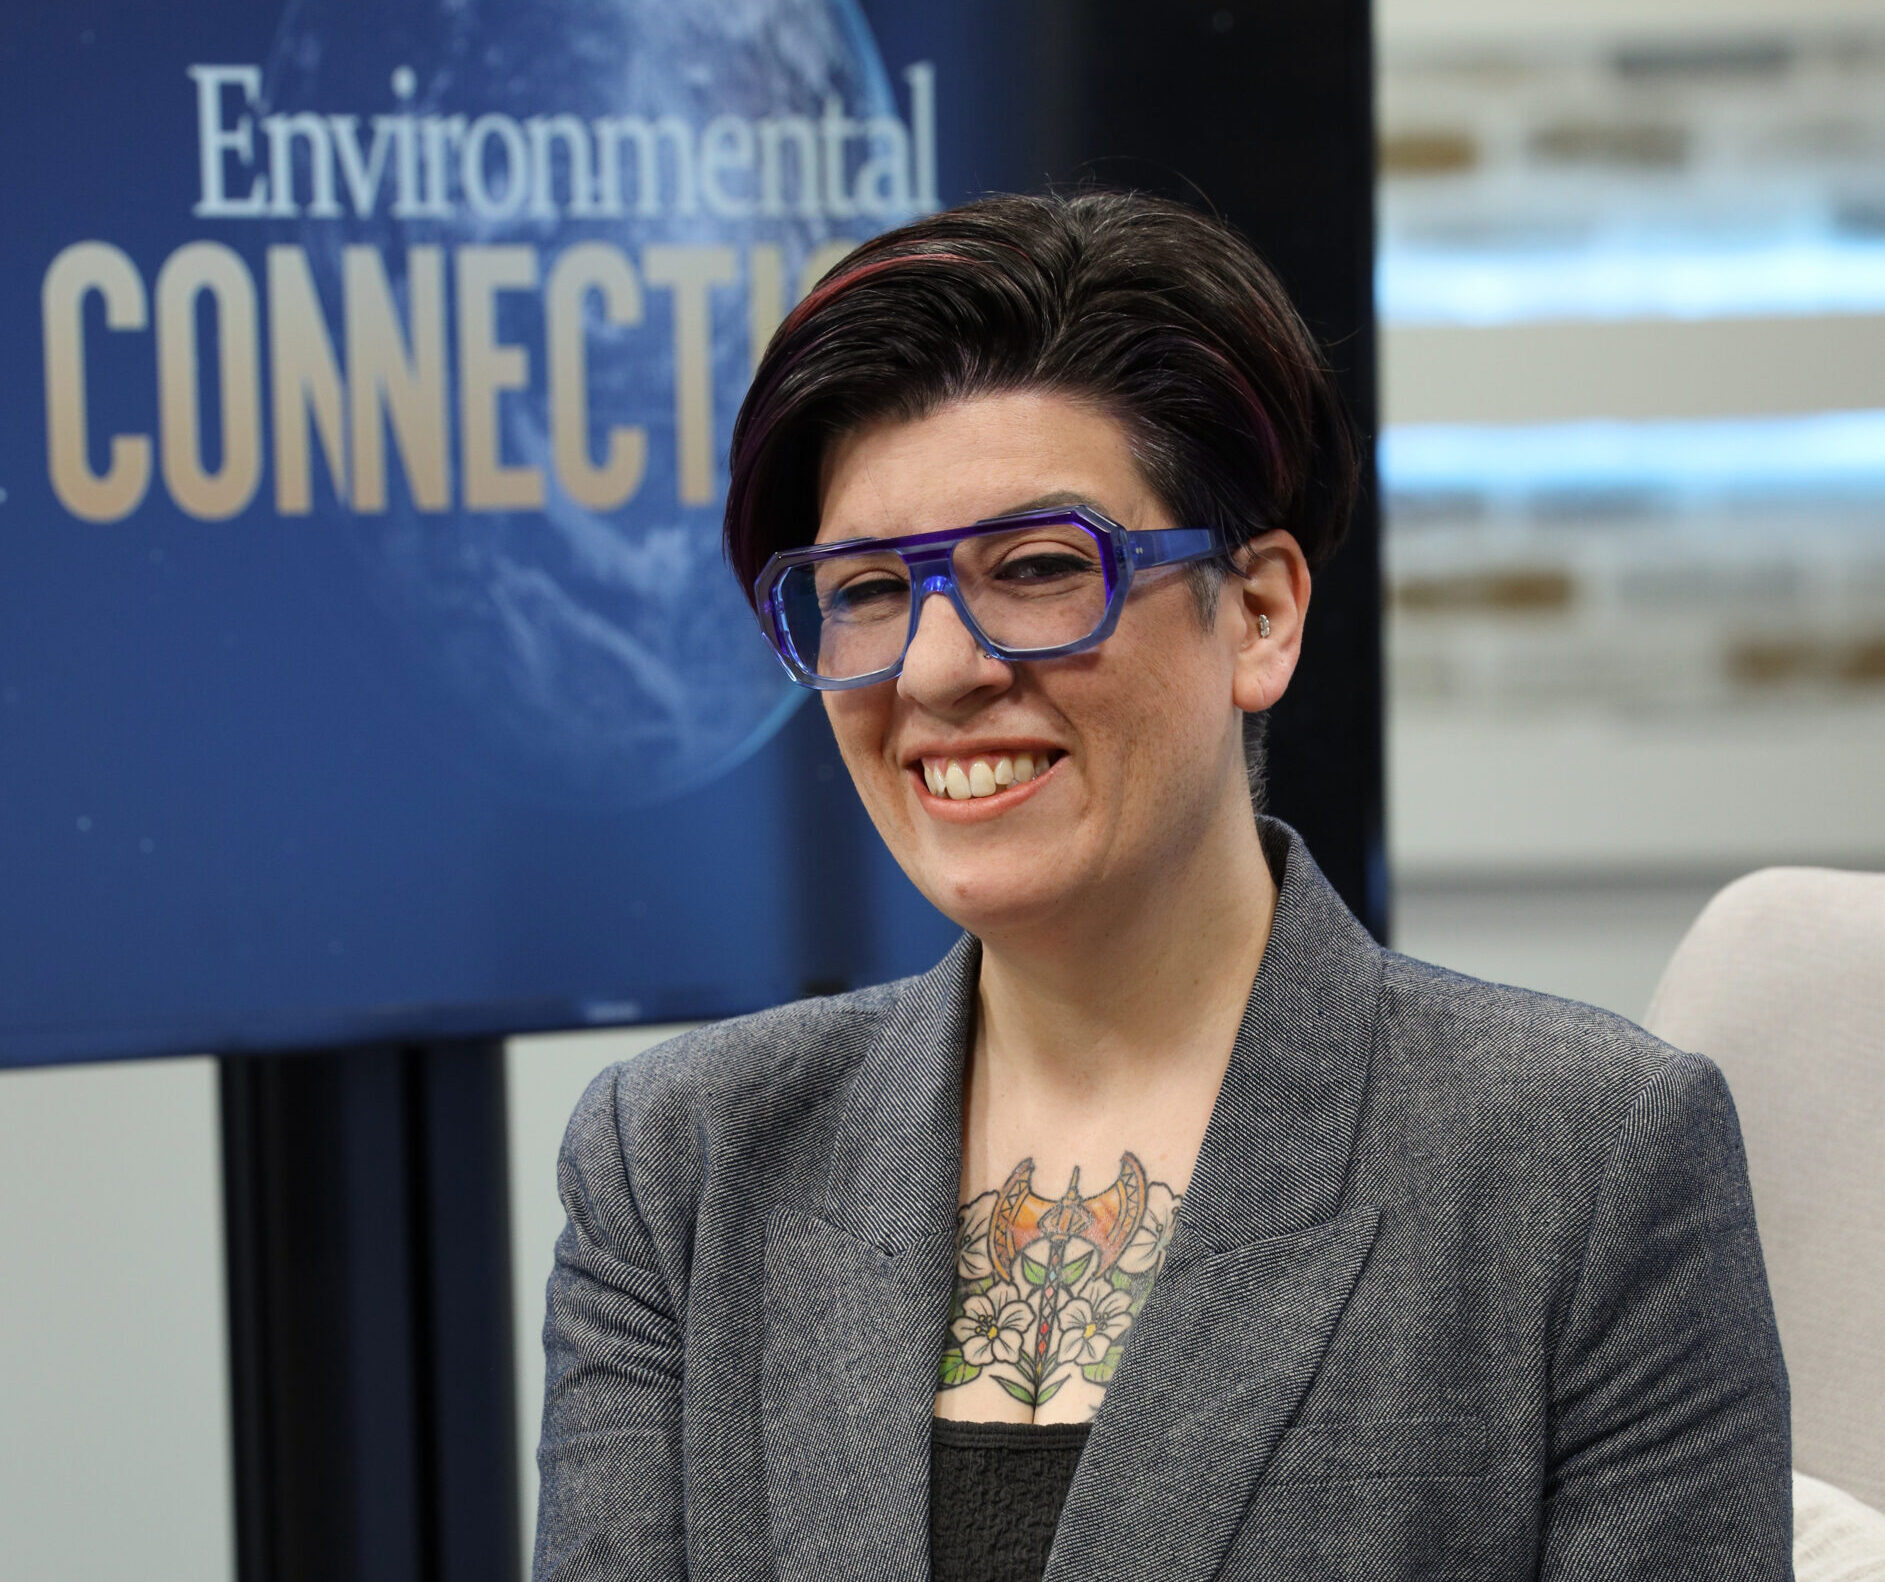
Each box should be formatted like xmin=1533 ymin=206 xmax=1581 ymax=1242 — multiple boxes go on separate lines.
xmin=39 ymin=63 xmax=938 ymax=524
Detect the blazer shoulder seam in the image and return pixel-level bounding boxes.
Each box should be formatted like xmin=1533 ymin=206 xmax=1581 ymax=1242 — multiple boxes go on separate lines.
xmin=1546 ymin=1046 xmax=1706 ymax=1364
xmin=612 ymin=1060 xmax=684 ymax=1304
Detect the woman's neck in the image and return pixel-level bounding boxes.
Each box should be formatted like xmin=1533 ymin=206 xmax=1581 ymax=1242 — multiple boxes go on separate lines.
xmin=970 ymin=792 xmax=1279 ymax=1110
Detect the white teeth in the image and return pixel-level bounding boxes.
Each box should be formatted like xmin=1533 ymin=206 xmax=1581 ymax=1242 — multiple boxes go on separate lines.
xmin=923 ymin=752 xmax=1052 ymax=800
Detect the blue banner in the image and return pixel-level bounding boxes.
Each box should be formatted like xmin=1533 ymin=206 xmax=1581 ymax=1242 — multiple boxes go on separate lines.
xmin=0 ymin=0 xmax=960 ymax=1063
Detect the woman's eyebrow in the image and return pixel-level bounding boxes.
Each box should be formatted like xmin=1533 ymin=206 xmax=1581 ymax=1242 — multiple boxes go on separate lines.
xmin=991 ymin=489 xmax=1095 ymax=516
xmin=819 ymin=490 xmax=1101 ymax=543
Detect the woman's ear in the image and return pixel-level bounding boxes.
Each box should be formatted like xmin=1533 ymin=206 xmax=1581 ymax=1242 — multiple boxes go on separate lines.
xmin=1226 ymin=529 xmax=1311 ymax=715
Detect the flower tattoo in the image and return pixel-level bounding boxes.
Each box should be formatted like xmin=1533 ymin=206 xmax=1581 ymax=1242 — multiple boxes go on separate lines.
xmin=937 ymin=1152 xmax=1182 ymax=1406
xmin=952 ymin=1282 xmax=1031 ymax=1366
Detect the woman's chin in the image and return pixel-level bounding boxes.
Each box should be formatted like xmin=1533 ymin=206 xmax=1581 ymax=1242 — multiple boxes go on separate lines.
xmin=916 ymin=865 xmax=1083 ymax=942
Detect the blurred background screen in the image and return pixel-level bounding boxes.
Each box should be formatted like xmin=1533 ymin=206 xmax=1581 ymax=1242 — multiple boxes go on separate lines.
xmin=1380 ymin=0 xmax=1885 ymax=1017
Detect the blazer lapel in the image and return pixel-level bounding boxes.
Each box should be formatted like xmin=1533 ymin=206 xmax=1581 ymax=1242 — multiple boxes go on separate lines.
xmin=761 ymin=936 xmax=978 ymax=1582
xmin=1045 ymin=823 xmax=1387 ymax=1582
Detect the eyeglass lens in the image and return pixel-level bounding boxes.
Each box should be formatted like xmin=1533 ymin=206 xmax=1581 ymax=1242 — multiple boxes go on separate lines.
xmin=776 ymin=520 xmax=1112 ymax=680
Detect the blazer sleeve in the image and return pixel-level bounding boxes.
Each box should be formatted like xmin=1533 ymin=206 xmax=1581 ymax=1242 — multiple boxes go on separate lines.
xmin=532 ymin=1063 xmax=692 ymax=1582
xmin=1539 ymin=1049 xmax=1793 ymax=1580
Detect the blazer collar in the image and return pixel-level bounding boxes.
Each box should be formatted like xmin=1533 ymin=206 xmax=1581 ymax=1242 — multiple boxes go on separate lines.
xmin=760 ymin=936 xmax=976 ymax=1582
xmin=818 ymin=816 xmax=1384 ymax=1256
xmin=818 ymin=927 xmax=978 ymax=1254
xmin=761 ymin=819 xmax=1385 ymax=1582
xmin=1177 ymin=816 xmax=1384 ymax=1250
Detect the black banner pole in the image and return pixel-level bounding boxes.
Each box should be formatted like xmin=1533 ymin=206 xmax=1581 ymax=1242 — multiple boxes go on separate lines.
xmin=220 ymin=1042 xmax=520 ymax=1582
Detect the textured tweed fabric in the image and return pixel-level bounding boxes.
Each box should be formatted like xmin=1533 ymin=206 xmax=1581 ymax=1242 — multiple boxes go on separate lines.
xmin=533 ymin=819 xmax=1792 ymax=1581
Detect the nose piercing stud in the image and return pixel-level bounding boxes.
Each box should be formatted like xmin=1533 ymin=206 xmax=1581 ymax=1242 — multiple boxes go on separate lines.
xmin=1257 ymin=614 xmax=1271 ymax=638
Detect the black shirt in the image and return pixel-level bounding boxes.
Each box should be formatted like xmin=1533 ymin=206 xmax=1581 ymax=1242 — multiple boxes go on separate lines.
xmin=929 ymin=1418 xmax=1093 ymax=1582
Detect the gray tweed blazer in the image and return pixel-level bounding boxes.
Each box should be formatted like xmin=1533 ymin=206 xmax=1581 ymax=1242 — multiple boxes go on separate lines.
xmin=534 ymin=820 xmax=1792 ymax=1581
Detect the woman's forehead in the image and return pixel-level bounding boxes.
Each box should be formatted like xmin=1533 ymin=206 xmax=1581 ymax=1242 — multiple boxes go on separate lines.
xmin=813 ymin=392 xmax=1163 ymax=544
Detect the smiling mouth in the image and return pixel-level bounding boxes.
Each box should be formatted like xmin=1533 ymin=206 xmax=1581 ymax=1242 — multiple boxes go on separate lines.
xmin=916 ymin=750 xmax=1063 ymax=801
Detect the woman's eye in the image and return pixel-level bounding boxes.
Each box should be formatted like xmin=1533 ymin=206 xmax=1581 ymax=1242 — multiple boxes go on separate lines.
xmin=826 ymin=573 xmax=909 ymax=614
xmin=994 ymin=550 xmax=1099 ymax=584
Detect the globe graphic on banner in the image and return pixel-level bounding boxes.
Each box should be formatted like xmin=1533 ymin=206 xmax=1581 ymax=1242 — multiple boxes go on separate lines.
xmin=261 ymin=0 xmax=912 ymax=806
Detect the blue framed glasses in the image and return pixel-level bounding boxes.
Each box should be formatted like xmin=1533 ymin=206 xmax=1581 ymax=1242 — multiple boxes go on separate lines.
xmin=752 ymin=505 xmax=1223 ymax=690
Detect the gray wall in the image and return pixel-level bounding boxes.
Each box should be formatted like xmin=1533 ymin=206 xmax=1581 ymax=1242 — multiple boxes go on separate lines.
xmin=0 ymin=1058 xmax=234 ymax=1582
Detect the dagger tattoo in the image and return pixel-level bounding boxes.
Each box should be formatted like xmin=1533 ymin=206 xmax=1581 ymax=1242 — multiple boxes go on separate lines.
xmin=939 ymin=1152 xmax=1176 ymax=1408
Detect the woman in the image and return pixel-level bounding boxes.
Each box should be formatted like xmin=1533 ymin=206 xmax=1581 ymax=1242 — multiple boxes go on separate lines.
xmin=534 ymin=193 xmax=1790 ymax=1581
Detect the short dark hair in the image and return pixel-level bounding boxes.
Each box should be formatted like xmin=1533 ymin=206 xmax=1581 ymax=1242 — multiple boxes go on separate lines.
xmin=723 ymin=189 xmax=1361 ymax=806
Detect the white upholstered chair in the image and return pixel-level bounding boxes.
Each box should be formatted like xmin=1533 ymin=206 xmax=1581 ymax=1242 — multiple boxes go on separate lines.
xmin=1644 ymin=866 xmax=1885 ymax=1578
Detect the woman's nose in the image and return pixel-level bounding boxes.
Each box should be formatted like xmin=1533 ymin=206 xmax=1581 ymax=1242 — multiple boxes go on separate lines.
xmin=896 ymin=589 xmax=1013 ymax=710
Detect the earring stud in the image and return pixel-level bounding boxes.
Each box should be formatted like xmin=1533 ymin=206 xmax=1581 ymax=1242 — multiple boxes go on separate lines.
xmin=1257 ymin=613 xmax=1271 ymax=638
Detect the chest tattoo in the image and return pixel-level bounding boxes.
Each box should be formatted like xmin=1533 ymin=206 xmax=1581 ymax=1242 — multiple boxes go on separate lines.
xmin=939 ymin=1151 xmax=1182 ymax=1408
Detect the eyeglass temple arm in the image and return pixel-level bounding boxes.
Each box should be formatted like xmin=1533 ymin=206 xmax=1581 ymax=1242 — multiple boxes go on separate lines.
xmin=1127 ymin=527 xmax=1221 ymax=568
